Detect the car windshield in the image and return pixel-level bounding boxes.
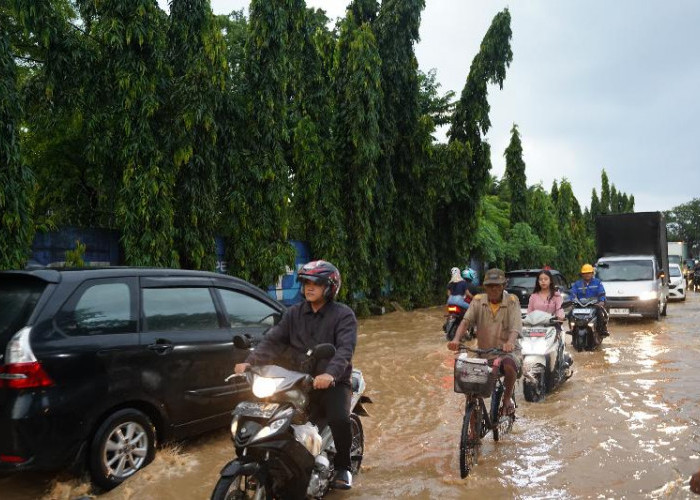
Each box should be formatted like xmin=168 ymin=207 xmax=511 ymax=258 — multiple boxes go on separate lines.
xmin=596 ymin=260 xmax=654 ymax=281
xmin=506 ymin=275 xmax=536 ymax=290
xmin=0 ymin=276 xmax=47 ymax=345
xmin=669 ymin=255 xmax=682 ymax=266
xmin=669 ymin=265 xmax=682 ymax=278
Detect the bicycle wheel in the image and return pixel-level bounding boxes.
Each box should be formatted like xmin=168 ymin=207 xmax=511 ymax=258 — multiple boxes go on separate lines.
xmin=496 ymin=395 xmax=516 ymax=437
xmin=459 ymin=402 xmax=481 ymax=478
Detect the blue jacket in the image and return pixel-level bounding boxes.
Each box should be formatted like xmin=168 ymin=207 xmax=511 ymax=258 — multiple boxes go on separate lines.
xmin=570 ymin=277 xmax=606 ymax=302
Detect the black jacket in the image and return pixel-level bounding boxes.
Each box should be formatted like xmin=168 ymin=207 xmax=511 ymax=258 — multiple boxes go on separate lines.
xmin=246 ymin=300 xmax=357 ymax=384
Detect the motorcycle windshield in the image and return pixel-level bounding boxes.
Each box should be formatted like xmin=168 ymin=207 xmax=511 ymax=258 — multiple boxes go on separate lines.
xmin=252 ymin=365 xmax=311 ymax=393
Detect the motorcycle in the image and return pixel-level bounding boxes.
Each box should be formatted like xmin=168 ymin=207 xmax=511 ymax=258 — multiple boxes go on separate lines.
xmin=443 ymin=304 xmax=475 ymax=341
xmin=521 ymin=310 xmax=573 ymax=402
xmin=566 ymin=297 xmax=605 ymax=352
xmin=211 ymin=338 xmax=372 ymax=500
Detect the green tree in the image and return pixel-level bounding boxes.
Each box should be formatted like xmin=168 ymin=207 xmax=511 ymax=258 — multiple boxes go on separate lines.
xmin=288 ymin=8 xmax=346 ymax=280
xmin=503 ymin=123 xmax=527 ymax=224
xmin=333 ymin=6 xmax=382 ymax=301
xmin=599 ymin=169 xmax=611 ymax=215
xmin=471 ymin=194 xmax=509 ymax=267
xmin=527 ymin=184 xmax=560 ymax=257
xmin=224 ymin=0 xmax=298 ymax=285
xmin=440 ymin=8 xmax=512 ymax=275
xmin=0 ymin=24 xmax=36 ymax=269
xmin=665 ymin=198 xmax=700 ymax=256
xmin=505 ymin=222 xmax=556 ymax=269
xmin=167 ymin=0 xmax=226 ymax=270
xmin=375 ymin=0 xmax=430 ymax=306
xmin=589 ymin=188 xmax=600 ymax=232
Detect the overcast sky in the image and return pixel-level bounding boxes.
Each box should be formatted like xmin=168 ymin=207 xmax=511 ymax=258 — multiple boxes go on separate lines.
xmin=163 ymin=0 xmax=700 ymax=213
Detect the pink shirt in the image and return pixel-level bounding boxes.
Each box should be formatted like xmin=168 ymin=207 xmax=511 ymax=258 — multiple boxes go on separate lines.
xmin=527 ymin=291 xmax=564 ymax=319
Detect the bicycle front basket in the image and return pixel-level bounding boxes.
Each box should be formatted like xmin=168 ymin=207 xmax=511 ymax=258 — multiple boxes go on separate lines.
xmin=454 ymin=356 xmax=495 ymax=397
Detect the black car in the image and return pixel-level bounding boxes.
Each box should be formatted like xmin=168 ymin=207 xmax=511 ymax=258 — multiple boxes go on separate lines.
xmin=0 ymin=268 xmax=284 ymax=489
xmin=505 ymin=268 xmax=571 ymax=314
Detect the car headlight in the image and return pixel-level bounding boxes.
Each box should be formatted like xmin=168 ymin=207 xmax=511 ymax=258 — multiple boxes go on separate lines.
xmin=252 ymin=376 xmax=285 ymax=398
xmin=638 ymin=291 xmax=657 ymax=301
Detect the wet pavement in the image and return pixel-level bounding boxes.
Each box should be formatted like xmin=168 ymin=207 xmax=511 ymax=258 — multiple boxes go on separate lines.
xmin=4 ymin=293 xmax=700 ymax=499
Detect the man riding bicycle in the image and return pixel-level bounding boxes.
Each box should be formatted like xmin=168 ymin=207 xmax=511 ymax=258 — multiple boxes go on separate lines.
xmin=448 ymin=268 xmax=522 ymax=415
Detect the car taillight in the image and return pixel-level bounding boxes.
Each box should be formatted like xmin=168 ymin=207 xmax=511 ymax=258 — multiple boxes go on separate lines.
xmin=0 ymin=455 xmax=27 ymax=463
xmin=0 ymin=326 xmax=54 ymax=389
xmin=0 ymin=362 xmax=54 ymax=389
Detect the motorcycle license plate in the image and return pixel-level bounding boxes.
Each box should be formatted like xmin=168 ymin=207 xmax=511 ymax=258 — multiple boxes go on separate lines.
xmin=609 ymin=308 xmax=629 ymax=315
xmin=233 ymin=401 xmax=279 ymax=418
xmin=573 ymin=308 xmax=593 ymax=314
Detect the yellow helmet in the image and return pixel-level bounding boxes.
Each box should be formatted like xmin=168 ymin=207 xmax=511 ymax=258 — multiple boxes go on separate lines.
xmin=580 ymin=264 xmax=595 ymax=274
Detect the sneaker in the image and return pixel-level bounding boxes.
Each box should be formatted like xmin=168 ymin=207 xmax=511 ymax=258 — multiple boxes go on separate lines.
xmin=331 ymin=469 xmax=352 ymax=490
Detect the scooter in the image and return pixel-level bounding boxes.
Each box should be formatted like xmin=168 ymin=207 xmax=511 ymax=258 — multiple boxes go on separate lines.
xmin=443 ymin=304 xmax=475 ymax=341
xmin=211 ymin=339 xmax=372 ymax=500
xmin=521 ymin=310 xmax=573 ymax=402
xmin=567 ymin=297 xmax=605 ymax=352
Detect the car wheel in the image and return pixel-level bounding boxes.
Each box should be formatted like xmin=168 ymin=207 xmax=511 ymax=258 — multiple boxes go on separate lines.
xmin=88 ymin=408 xmax=157 ymax=490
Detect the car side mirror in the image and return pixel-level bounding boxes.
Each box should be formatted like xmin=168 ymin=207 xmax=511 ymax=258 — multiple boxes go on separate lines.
xmin=233 ymin=335 xmax=252 ymax=349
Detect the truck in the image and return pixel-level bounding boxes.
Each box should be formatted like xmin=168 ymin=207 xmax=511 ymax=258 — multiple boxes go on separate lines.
xmin=667 ymin=241 xmax=688 ymax=267
xmin=595 ymin=212 xmax=669 ymax=320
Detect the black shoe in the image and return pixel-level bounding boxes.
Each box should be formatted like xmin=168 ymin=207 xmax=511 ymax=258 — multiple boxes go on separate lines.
xmin=331 ymin=469 xmax=352 ymax=490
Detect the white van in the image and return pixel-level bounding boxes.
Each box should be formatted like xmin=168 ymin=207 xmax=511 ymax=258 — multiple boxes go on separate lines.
xmin=595 ymin=255 xmax=668 ymax=320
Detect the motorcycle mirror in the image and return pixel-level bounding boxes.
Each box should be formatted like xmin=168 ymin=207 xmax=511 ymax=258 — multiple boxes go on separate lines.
xmin=309 ymin=343 xmax=336 ymax=360
xmin=233 ymin=335 xmax=252 ymax=349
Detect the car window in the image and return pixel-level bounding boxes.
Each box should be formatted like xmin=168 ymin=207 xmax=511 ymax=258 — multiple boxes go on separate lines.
xmin=0 ymin=276 xmax=47 ymax=343
xmin=669 ymin=265 xmax=682 ymax=278
xmin=142 ymin=287 xmax=220 ymax=331
xmin=57 ymin=283 xmax=133 ymax=336
xmin=217 ymin=288 xmax=279 ymax=327
xmin=507 ymin=275 xmax=535 ymax=290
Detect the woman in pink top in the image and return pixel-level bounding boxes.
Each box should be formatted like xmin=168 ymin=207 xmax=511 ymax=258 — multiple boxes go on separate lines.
xmin=527 ymin=270 xmax=565 ymax=320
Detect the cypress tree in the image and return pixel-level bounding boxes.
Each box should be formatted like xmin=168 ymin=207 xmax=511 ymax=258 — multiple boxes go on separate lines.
xmin=503 ymin=123 xmax=527 ymax=225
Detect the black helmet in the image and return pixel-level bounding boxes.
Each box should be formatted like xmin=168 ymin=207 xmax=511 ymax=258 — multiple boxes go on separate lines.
xmin=297 ymin=260 xmax=341 ymax=300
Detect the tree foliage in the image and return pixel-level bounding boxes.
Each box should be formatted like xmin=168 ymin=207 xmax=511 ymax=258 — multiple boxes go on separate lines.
xmin=665 ymin=198 xmax=700 ymax=256
xmin=503 ymin=123 xmax=527 ymax=225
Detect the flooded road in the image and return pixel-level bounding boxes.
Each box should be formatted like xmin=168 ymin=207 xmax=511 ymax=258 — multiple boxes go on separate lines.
xmin=4 ymin=293 xmax=700 ymax=499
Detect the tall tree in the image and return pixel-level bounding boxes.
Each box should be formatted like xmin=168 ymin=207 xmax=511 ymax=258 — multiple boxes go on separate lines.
xmin=224 ymin=0 xmax=298 ymax=285
xmin=440 ymin=8 xmax=512 ymax=274
xmin=167 ymin=0 xmax=226 ymax=270
xmin=503 ymin=123 xmax=527 ymax=224
xmin=333 ymin=5 xmax=382 ymax=301
xmin=599 ymin=169 xmax=611 ymax=215
xmin=527 ymin=185 xmax=560 ymax=256
xmin=288 ymin=8 xmax=346 ymax=279
xmin=0 ymin=24 xmax=36 ymax=268
xmin=375 ymin=0 xmax=429 ymax=306
xmin=588 ymin=188 xmax=600 ymax=232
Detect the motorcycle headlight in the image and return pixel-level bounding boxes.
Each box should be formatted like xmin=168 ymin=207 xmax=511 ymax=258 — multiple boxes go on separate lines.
xmin=252 ymin=376 xmax=285 ymax=398
xmin=251 ymin=411 xmax=292 ymax=443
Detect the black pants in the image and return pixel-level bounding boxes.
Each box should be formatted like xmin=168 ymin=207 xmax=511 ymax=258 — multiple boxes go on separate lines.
xmin=310 ymin=383 xmax=352 ymax=472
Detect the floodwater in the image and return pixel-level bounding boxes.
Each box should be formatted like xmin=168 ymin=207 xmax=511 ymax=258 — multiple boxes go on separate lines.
xmin=4 ymin=294 xmax=700 ymax=499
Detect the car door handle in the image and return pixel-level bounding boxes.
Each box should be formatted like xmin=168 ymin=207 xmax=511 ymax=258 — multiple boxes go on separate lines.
xmin=147 ymin=340 xmax=174 ymax=355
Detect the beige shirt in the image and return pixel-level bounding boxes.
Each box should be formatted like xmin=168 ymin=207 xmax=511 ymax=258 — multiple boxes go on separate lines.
xmin=462 ymin=291 xmax=522 ymax=356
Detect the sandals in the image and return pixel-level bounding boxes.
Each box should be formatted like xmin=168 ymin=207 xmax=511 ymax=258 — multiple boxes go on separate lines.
xmin=331 ymin=469 xmax=353 ymax=490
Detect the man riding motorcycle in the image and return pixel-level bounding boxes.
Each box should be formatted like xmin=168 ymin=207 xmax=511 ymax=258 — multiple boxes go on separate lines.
xmin=234 ymin=260 xmax=357 ymax=490
xmin=569 ymin=263 xmax=609 ymax=337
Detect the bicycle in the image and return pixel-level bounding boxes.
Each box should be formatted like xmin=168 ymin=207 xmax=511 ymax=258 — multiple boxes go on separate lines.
xmin=453 ymin=346 xmax=517 ymax=478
